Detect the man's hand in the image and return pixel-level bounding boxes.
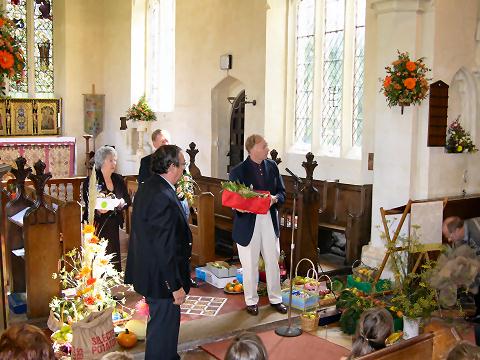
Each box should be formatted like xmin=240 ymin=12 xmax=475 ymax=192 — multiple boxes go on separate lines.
xmin=172 ymin=287 xmax=186 ymax=305
xmin=116 ymin=198 xmax=126 ymax=210
xmin=270 ymin=195 xmax=278 ymax=206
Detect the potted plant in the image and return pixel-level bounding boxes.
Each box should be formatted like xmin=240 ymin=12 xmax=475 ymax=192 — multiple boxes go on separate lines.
xmin=390 ymin=265 xmax=438 ymax=339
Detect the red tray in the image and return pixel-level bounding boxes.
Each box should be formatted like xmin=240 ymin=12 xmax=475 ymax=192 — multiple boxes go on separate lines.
xmin=222 ymin=189 xmax=270 ymax=214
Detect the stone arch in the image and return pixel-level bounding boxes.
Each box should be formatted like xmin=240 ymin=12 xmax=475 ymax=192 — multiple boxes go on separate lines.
xmin=211 ymin=76 xmax=244 ymax=179
xmin=449 ymin=67 xmax=478 ymax=142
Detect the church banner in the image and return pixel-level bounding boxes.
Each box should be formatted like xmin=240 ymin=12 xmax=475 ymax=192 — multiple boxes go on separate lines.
xmin=83 ymin=94 xmax=105 ymax=136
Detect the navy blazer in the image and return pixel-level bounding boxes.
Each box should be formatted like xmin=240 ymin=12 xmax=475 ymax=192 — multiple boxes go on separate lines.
xmin=124 ymin=174 xmax=192 ymax=299
xmin=229 ymin=157 xmax=285 ymax=247
xmin=138 ymin=154 xmax=153 ymax=184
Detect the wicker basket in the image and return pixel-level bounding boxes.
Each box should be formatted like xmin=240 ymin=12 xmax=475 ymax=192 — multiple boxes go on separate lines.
xmin=300 ymin=313 xmax=319 ymax=332
xmin=352 ymin=259 xmax=378 ymax=282
xmin=318 ymin=274 xmax=337 ymax=308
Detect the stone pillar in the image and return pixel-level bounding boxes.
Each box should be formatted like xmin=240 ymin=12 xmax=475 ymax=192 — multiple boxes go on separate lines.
xmin=363 ymin=0 xmax=433 ymax=268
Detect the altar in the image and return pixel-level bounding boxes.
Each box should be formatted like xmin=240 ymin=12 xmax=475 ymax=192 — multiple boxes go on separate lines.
xmin=0 ymin=137 xmax=75 ymax=177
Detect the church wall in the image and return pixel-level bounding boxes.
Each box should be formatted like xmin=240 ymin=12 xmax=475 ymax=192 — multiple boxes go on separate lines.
xmin=164 ymin=0 xmax=268 ymax=176
xmin=427 ymin=0 xmax=480 ymax=198
xmin=54 ymin=0 xmax=105 ymax=176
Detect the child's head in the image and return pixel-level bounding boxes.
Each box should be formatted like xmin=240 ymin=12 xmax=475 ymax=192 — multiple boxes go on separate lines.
xmin=447 ymin=341 xmax=480 ymax=360
xmin=350 ymin=307 xmax=394 ymax=358
xmin=0 ymin=323 xmax=55 ymax=360
xmin=225 ymin=332 xmax=268 ymax=360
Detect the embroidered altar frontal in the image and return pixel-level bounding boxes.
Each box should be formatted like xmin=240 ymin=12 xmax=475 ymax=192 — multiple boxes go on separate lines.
xmin=0 ymin=137 xmax=75 ymax=177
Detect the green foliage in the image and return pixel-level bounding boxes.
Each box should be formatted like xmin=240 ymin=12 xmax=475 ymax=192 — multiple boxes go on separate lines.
xmin=221 ymin=181 xmax=269 ymax=199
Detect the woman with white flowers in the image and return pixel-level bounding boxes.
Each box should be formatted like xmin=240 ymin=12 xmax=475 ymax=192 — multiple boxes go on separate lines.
xmin=82 ymin=145 xmax=131 ymax=272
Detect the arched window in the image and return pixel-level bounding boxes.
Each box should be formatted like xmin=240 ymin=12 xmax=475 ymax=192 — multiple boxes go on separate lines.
xmin=146 ymin=0 xmax=175 ymax=112
xmin=292 ymin=0 xmax=365 ymax=157
xmin=6 ymin=0 xmax=54 ymax=97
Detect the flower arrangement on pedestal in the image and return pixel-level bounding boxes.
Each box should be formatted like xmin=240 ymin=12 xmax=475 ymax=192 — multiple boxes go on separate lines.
xmin=125 ymin=95 xmax=157 ymax=122
xmin=381 ymin=51 xmax=430 ymax=112
xmin=445 ymin=116 xmax=477 ymax=153
xmin=0 ymin=13 xmax=26 ymax=96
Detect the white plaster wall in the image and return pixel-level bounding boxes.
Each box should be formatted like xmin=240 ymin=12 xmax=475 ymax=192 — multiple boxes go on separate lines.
xmin=427 ymin=0 xmax=480 ymax=198
xmin=54 ymin=0 xmax=105 ymax=176
xmin=172 ymin=0 xmax=267 ymax=176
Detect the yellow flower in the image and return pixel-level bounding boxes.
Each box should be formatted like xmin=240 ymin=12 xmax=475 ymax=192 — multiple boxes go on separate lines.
xmin=83 ymin=224 xmax=95 ymax=234
xmin=457 ymin=146 xmax=463 ymax=152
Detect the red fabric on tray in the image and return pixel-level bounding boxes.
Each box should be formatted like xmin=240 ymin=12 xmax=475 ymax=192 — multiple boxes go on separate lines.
xmin=201 ymin=329 xmax=350 ymax=360
xmin=221 ymin=189 xmax=270 ymax=214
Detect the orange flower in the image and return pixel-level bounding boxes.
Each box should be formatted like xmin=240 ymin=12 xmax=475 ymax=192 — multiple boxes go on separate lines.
xmin=0 ymin=50 xmax=14 ymax=69
xmin=403 ymin=77 xmax=416 ymax=90
xmin=393 ymin=83 xmax=402 ymax=90
xmin=406 ymin=61 xmax=416 ymax=72
xmin=89 ymin=235 xmax=99 ymax=244
xmin=0 ymin=19 xmax=5 ymax=28
xmin=83 ymin=224 xmax=95 ymax=234
xmin=84 ymin=296 xmax=95 ymax=305
xmin=87 ymin=277 xmax=96 ymax=286
xmin=383 ymin=76 xmax=392 ymax=88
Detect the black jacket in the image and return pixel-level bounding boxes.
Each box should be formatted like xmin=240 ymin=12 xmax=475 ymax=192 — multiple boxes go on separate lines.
xmin=229 ymin=157 xmax=285 ymax=247
xmin=82 ymin=170 xmax=131 ymax=226
xmin=124 ymin=174 xmax=192 ymax=298
xmin=138 ymin=154 xmax=152 ymax=184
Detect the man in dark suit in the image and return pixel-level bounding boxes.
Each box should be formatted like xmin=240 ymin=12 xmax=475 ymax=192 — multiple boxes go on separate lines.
xmin=138 ymin=129 xmax=171 ymax=184
xmin=125 ymin=145 xmax=191 ymax=360
xmin=229 ymin=134 xmax=287 ymax=316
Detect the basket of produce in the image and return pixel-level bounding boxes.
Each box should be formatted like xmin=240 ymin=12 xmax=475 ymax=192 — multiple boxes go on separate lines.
xmin=352 ymin=259 xmax=378 ymax=283
xmin=317 ymin=274 xmax=337 ymax=308
xmin=221 ymin=181 xmax=271 ymax=214
xmin=300 ymin=311 xmax=319 ymax=332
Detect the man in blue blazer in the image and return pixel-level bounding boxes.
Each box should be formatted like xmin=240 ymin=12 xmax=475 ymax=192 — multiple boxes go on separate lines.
xmin=125 ymin=145 xmax=191 ymax=360
xmin=229 ymin=134 xmax=287 ymax=316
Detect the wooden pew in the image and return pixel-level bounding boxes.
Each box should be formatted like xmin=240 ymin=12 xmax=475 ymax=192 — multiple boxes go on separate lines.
xmin=189 ymin=192 xmax=215 ymax=266
xmin=123 ymin=180 xmax=215 ymax=266
xmin=0 ymin=158 xmax=84 ymax=319
xmin=187 ymin=143 xmax=372 ymax=268
xmin=356 ymin=332 xmax=434 ymax=360
xmin=4 ymin=158 xmax=62 ymax=319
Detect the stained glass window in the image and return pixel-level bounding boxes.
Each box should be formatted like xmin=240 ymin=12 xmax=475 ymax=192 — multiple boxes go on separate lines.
xmin=34 ymin=0 xmax=54 ymax=94
xmin=6 ymin=0 xmax=54 ymax=96
xmin=294 ymin=0 xmax=315 ymax=145
xmin=353 ymin=0 xmax=366 ymax=147
xmin=6 ymin=0 xmax=27 ymax=94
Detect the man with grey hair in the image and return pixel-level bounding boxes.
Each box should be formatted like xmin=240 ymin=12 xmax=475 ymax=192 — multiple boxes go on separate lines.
xmin=229 ymin=134 xmax=287 ymax=316
xmin=138 ymin=129 xmax=171 ymax=184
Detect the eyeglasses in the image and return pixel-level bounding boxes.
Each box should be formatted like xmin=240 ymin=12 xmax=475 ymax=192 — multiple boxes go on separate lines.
xmin=179 ymin=162 xmax=188 ymax=167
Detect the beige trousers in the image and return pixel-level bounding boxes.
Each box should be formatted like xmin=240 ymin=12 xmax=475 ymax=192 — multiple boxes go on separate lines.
xmin=237 ymin=213 xmax=282 ymax=306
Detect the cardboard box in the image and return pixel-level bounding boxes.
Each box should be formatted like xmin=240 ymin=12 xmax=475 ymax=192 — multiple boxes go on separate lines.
xmin=282 ymin=289 xmax=319 ymax=311
xmin=195 ymin=267 xmax=236 ymax=289
xmin=206 ymin=261 xmax=237 ymax=278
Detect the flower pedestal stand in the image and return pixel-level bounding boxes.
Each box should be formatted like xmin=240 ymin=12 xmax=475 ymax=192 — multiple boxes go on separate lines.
xmin=403 ymin=317 xmax=421 ymax=339
xmin=128 ymin=120 xmax=150 ymax=157
xmin=399 ymin=102 xmax=410 ymax=115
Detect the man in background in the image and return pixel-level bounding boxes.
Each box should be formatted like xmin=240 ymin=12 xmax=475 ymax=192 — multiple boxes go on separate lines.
xmin=443 ymin=216 xmax=480 ymax=255
xmin=138 ymin=129 xmax=171 ymax=184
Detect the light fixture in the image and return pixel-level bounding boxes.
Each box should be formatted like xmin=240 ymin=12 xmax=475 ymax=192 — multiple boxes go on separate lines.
xmin=227 ymin=96 xmax=256 ymax=110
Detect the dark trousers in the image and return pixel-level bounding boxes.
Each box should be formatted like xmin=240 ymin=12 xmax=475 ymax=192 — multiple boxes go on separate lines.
xmin=146 ymin=297 xmax=181 ymax=360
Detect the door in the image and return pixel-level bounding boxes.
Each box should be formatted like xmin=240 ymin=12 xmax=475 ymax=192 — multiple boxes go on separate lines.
xmin=227 ymin=90 xmax=245 ymax=173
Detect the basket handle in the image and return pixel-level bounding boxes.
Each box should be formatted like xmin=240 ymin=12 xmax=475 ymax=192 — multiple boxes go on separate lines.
xmin=318 ymin=274 xmax=333 ymax=288
xmin=295 ymin=258 xmax=318 ymax=281
xmin=351 ymin=259 xmax=362 ymax=271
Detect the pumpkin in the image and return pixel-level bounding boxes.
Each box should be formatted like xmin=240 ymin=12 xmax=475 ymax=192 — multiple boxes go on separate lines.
xmin=117 ymin=329 xmax=137 ymax=349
